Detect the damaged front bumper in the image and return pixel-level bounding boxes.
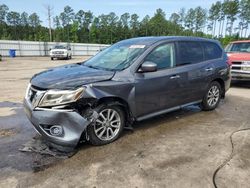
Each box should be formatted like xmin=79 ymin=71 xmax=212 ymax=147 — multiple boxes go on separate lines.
xmin=23 ymin=98 xmax=91 ymax=148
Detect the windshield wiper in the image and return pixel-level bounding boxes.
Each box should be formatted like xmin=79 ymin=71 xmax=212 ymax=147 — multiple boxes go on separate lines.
xmin=85 ymin=64 xmax=116 ymax=72
xmin=85 ymin=64 xmax=99 ymax=70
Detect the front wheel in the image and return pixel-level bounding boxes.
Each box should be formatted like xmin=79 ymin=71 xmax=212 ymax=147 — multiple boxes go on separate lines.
xmin=201 ymin=81 xmax=222 ymax=111
xmin=87 ymin=104 xmax=125 ymax=146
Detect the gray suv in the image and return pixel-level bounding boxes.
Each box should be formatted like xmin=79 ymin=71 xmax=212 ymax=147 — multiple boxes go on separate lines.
xmin=24 ymin=36 xmax=231 ymax=149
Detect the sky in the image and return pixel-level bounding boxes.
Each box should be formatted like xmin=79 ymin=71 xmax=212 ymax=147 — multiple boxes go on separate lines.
xmin=1 ymin=0 xmax=219 ymax=27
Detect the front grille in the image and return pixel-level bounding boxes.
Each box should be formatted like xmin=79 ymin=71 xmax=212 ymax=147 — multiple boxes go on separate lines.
xmin=232 ymin=62 xmax=242 ymax=70
xmin=52 ymin=51 xmax=64 ymax=54
xmin=26 ymin=85 xmax=46 ymax=107
xmin=29 ymin=89 xmax=37 ymax=103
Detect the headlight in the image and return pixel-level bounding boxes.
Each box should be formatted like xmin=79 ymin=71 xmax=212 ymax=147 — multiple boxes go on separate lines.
xmin=38 ymin=88 xmax=84 ymax=107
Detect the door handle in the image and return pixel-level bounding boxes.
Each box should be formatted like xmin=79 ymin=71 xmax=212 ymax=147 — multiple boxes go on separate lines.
xmin=170 ymin=75 xmax=180 ymax=79
xmin=205 ymin=67 xmax=213 ymax=71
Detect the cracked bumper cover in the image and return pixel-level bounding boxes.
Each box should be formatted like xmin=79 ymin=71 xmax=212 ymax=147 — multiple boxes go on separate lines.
xmin=23 ymin=98 xmax=91 ymax=148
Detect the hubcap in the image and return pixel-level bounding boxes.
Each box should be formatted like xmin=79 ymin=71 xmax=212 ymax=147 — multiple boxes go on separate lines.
xmin=94 ymin=108 xmax=121 ymax=141
xmin=207 ymin=85 xmax=220 ymax=107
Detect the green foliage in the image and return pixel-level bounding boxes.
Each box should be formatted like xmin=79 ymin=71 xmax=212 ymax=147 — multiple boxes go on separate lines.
xmin=0 ymin=2 xmax=249 ymax=44
xmin=219 ymin=34 xmax=240 ymax=46
xmin=0 ymin=4 xmax=8 ymax=23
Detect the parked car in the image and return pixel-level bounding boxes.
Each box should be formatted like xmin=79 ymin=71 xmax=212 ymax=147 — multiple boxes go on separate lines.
xmin=24 ymin=36 xmax=231 ymax=150
xmin=50 ymin=45 xmax=72 ymax=60
xmin=225 ymin=40 xmax=250 ymax=81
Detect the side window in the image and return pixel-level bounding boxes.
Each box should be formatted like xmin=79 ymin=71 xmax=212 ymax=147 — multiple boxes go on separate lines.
xmin=203 ymin=42 xmax=222 ymax=60
xmin=177 ymin=41 xmax=203 ymax=66
xmin=144 ymin=43 xmax=175 ymax=69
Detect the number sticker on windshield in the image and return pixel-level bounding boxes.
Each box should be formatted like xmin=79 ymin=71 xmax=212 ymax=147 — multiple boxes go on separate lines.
xmin=129 ymin=45 xmax=146 ymax=49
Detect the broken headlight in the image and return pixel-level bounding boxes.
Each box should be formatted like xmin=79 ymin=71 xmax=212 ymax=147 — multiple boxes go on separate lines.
xmin=38 ymin=88 xmax=84 ymax=107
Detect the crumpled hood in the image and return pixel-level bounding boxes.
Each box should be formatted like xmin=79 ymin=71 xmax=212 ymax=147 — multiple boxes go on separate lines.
xmin=31 ymin=63 xmax=115 ymax=90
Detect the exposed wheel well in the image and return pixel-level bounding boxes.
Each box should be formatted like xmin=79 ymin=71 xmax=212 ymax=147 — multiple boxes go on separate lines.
xmin=212 ymin=78 xmax=225 ymax=98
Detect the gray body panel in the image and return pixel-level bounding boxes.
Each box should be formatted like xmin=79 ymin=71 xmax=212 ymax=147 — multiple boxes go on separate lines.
xmin=23 ymin=99 xmax=90 ymax=147
xmin=24 ymin=36 xmax=231 ymax=147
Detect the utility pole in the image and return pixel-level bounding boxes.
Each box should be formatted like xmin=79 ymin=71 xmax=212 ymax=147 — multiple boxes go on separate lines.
xmin=44 ymin=5 xmax=53 ymax=42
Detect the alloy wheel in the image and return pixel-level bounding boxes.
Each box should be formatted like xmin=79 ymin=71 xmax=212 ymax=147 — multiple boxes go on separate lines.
xmin=207 ymin=85 xmax=220 ymax=107
xmin=94 ymin=108 xmax=121 ymax=141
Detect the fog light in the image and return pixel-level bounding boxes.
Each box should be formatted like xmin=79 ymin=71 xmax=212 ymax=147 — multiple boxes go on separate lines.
xmin=50 ymin=125 xmax=63 ymax=136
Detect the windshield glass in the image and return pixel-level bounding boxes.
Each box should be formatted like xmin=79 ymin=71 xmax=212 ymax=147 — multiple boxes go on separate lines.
xmin=225 ymin=42 xmax=250 ymax=53
xmin=84 ymin=42 xmax=146 ymax=71
xmin=54 ymin=45 xmax=66 ymax=49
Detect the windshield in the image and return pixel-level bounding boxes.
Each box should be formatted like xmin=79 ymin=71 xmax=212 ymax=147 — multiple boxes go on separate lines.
xmin=54 ymin=45 xmax=66 ymax=49
xmin=225 ymin=42 xmax=250 ymax=53
xmin=84 ymin=42 xmax=146 ymax=71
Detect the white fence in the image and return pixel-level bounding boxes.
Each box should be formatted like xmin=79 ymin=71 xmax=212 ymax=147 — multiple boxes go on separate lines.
xmin=0 ymin=40 xmax=110 ymax=57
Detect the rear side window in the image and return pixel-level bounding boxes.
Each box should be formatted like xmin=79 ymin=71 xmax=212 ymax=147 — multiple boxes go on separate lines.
xmin=203 ymin=42 xmax=222 ymax=60
xmin=177 ymin=41 xmax=203 ymax=66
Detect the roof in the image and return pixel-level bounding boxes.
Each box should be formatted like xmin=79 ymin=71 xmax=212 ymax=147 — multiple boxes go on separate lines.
xmin=230 ymin=40 xmax=250 ymax=44
xmin=118 ymin=36 xmax=218 ymax=46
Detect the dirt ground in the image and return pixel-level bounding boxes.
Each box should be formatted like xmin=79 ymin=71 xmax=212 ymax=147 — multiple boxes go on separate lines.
xmin=0 ymin=57 xmax=249 ymax=188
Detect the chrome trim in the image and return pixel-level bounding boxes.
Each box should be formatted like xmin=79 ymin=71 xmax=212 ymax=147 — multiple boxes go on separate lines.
xmin=25 ymin=84 xmax=46 ymax=109
xmin=232 ymin=64 xmax=250 ymax=68
xmin=25 ymin=83 xmax=31 ymax=100
xmin=231 ymin=62 xmax=250 ymax=73
xmin=30 ymin=85 xmax=46 ymax=92
xmin=231 ymin=70 xmax=250 ymax=74
xmin=35 ymin=107 xmax=73 ymax=112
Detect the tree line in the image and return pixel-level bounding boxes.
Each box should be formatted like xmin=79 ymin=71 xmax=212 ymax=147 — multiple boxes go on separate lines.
xmin=0 ymin=0 xmax=249 ymax=46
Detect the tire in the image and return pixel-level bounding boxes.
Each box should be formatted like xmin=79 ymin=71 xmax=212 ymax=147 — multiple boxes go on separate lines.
xmin=51 ymin=57 xmax=54 ymax=60
xmin=201 ymin=81 xmax=222 ymax=111
xmin=87 ymin=104 xmax=125 ymax=146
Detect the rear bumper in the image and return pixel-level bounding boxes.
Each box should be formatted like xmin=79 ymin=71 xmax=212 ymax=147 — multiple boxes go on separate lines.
xmin=231 ymin=70 xmax=250 ymax=81
xmin=23 ymin=98 xmax=90 ymax=148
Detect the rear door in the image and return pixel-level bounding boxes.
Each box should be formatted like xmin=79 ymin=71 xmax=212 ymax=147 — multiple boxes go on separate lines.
xmin=175 ymin=41 xmax=209 ymax=103
xmin=202 ymin=41 xmax=226 ymax=90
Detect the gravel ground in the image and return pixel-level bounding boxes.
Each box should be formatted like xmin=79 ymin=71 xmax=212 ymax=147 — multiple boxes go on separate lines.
xmin=0 ymin=57 xmax=249 ymax=188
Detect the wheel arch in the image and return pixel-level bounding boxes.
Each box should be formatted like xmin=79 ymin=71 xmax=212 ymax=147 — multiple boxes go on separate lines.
xmin=211 ymin=78 xmax=225 ymax=98
xmin=96 ymin=96 xmax=134 ymax=124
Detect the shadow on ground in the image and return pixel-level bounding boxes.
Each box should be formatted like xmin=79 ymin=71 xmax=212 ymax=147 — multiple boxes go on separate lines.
xmin=231 ymin=80 xmax=250 ymax=88
xmin=0 ymin=100 xmax=201 ymax=173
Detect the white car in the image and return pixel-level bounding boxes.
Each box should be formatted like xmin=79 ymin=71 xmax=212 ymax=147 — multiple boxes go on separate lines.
xmin=50 ymin=45 xmax=72 ymax=60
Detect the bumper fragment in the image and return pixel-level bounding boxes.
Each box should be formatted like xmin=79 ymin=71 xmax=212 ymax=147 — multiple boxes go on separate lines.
xmin=23 ymin=99 xmax=90 ymax=148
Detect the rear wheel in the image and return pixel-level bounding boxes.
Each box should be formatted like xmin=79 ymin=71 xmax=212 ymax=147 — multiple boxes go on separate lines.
xmin=87 ymin=104 xmax=125 ymax=145
xmin=51 ymin=57 xmax=54 ymax=60
xmin=201 ymin=81 xmax=221 ymax=111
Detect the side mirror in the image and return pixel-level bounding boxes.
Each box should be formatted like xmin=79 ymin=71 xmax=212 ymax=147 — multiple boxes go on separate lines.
xmin=49 ymin=48 xmax=51 ymax=51
xmin=68 ymin=47 xmax=71 ymax=50
xmin=139 ymin=61 xmax=157 ymax=73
